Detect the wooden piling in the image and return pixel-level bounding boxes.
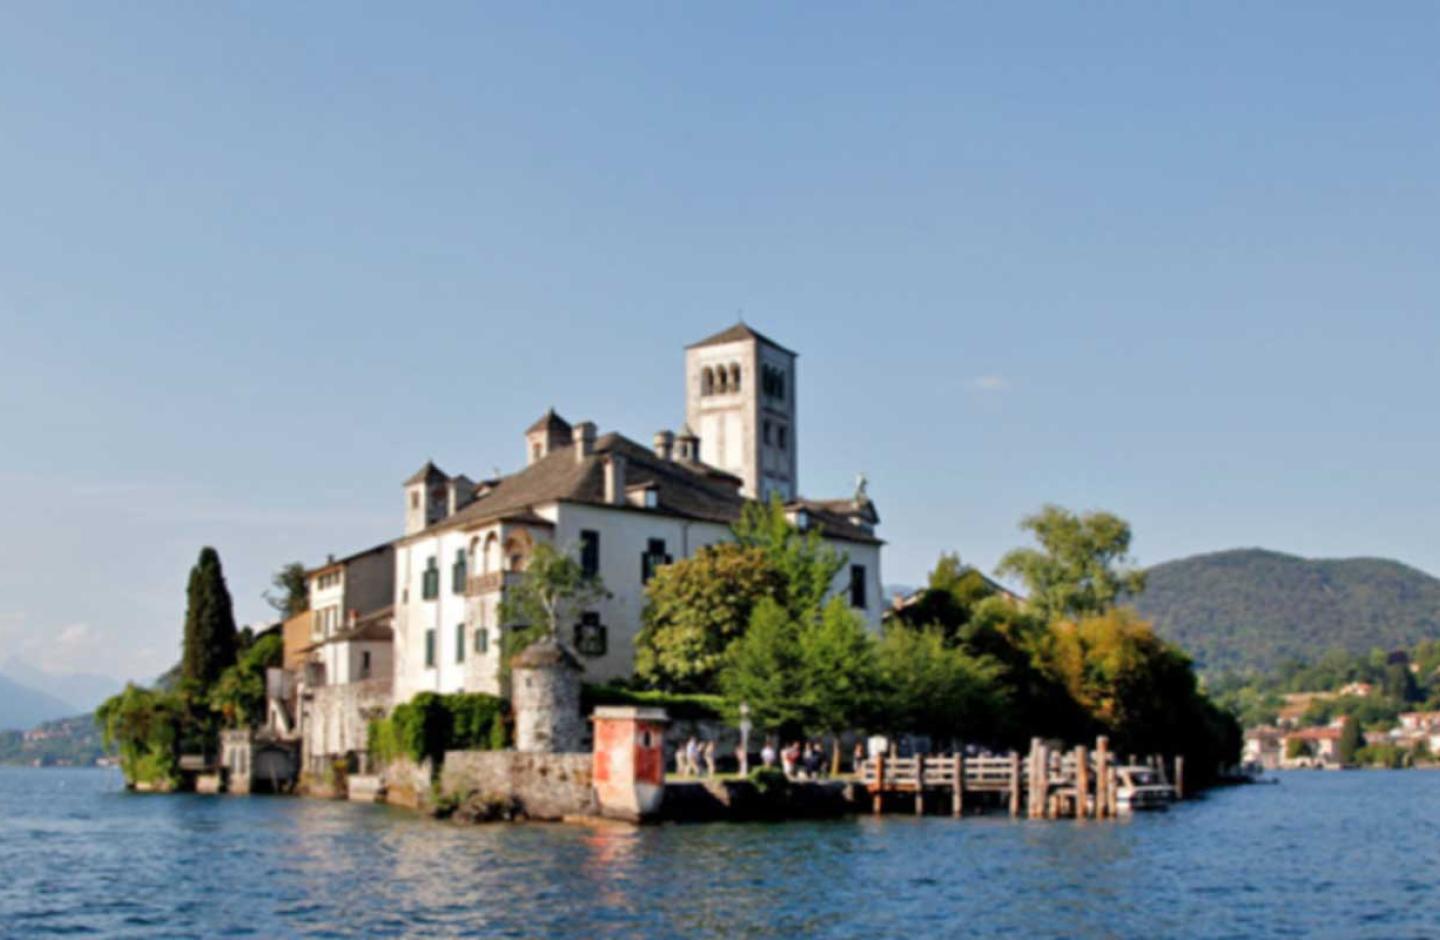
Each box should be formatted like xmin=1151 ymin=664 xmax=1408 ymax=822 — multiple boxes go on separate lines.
xmin=1075 ymin=745 xmax=1089 ymax=820
xmin=952 ymin=753 xmax=965 ymax=817
xmin=1094 ymin=736 xmax=1110 ymax=817
xmin=873 ymin=753 xmax=885 ymax=815
xmin=1009 ymin=752 xmax=1022 ymax=817
xmin=915 ymin=754 xmax=926 ymax=816
xmin=1174 ymin=755 xmax=1185 ymax=800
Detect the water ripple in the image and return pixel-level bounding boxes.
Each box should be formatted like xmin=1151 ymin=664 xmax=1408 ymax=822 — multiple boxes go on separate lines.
xmin=1 ymin=768 xmax=1437 ymax=938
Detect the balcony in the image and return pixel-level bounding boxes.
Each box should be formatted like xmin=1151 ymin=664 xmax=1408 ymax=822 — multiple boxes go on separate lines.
xmin=466 ymin=570 xmax=525 ymax=596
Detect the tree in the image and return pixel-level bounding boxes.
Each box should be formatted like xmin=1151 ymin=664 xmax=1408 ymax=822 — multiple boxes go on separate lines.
xmin=1338 ymin=715 xmax=1363 ymax=765
xmin=498 ymin=542 xmax=609 ymax=659
xmin=180 ymin=547 xmax=240 ymax=688
xmin=634 ymin=543 xmax=784 ymax=692
xmin=890 ymin=553 xmax=998 ymax=640
xmin=95 ymin=684 xmax=185 ymax=788
xmin=799 ymin=598 xmax=884 ymax=768
xmin=264 ymin=562 xmax=309 ymax=618
xmin=733 ymin=496 xmax=846 ymax=622
xmin=209 ymin=633 xmax=283 ymax=729
xmin=876 ymin=622 xmax=1006 ymax=746
xmin=996 ymin=505 xmax=1145 ymax=622
xmin=719 ymin=598 xmax=809 ymax=737
xmin=1285 ymin=737 xmax=1311 ymax=760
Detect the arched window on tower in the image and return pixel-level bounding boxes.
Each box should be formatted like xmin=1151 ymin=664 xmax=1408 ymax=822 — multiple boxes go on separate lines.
xmin=702 ymin=367 xmax=715 ymax=396
xmin=730 ymin=363 xmax=741 ymax=392
xmin=716 ymin=366 xmax=728 ymax=394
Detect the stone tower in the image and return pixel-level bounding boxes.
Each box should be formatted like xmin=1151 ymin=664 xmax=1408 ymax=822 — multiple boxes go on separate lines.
xmin=403 ymin=462 xmax=450 ymax=536
xmin=683 ymin=323 xmax=798 ymax=501
xmin=510 ymin=637 xmax=584 ymax=753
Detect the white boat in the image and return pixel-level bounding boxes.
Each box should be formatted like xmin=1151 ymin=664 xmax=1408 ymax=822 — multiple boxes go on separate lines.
xmin=1115 ymin=764 xmax=1176 ymax=812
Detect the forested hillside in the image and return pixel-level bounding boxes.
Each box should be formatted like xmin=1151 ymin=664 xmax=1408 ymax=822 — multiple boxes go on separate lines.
xmin=1133 ymin=549 xmax=1440 ymax=674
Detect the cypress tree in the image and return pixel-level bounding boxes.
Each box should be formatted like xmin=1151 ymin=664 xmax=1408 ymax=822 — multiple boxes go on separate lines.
xmin=180 ymin=547 xmax=239 ymax=688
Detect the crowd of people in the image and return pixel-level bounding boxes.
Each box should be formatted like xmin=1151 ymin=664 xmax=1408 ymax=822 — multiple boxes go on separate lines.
xmin=673 ymin=736 xmax=887 ymax=780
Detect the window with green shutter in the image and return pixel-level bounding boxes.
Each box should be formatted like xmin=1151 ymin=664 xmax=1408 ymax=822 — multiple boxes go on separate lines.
xmin=641 ymin=538 xmax=673 ymax=585
xmin=474 ymin=627 xmax=488 ymax=654
xmin=424 ymin=628 xmax=436 ymax=668
xmin=455 ymin=623 xmax=465 ymax=662
xmin=452 ymin=549 xmax=467 ymax=594
xmin=580 ymin=530 xmax=600 ymax=579
xmin=422 ymin=556 xmax=440 ymax=600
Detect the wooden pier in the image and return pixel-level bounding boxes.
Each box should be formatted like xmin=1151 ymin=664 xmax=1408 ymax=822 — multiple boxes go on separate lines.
xmin=859 ymin=736 xmax=1182 ymax=819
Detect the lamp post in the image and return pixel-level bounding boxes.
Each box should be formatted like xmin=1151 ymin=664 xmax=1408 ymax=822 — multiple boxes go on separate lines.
xmin=738 ymin=702 xmax=752 ymax=776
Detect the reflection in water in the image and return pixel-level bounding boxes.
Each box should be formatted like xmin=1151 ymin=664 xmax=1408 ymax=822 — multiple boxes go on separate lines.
xmin=2 ymin=767 xmax=1438 ymax=938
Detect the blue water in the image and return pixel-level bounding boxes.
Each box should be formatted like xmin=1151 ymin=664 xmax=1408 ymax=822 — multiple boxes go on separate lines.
xmin=1 ymin=768 xmax=1436 ymax=938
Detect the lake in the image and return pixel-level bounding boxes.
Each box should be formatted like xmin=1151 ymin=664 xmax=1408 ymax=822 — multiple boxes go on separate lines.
xmin=1 ymin=766 xmax=1436 ymax=938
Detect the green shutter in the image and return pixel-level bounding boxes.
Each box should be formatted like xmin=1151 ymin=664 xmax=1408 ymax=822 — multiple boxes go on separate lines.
xmin=425 ymin=629 xmax=436 ymax=667
xmin=456 ymin=623 xmax=465 ymax=662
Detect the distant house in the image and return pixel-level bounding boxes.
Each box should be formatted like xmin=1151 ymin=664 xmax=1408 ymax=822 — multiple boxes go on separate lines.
xmin=1242 ymin=726 xmax=1285 ymax=770
xmin=1280 ymin=726 xmax=1342 ymax=768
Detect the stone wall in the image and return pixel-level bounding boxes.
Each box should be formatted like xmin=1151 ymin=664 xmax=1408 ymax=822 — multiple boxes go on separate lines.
xmin=380 ymin=756 xmax=435 ymax=810
xmin=439 ymin=751 xmax=595 ymax=821
xmin=302 ymin=678 xmax=392 ymax=773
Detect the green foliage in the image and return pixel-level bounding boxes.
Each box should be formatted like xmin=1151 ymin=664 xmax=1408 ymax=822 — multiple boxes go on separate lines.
xmin=634 ymin=543 xmax=784 ymax=692
xmin=1356 ymin=743 xmax=1409 ymax=768
xmin=370 ymin=692 xmax=510 ymax=767
xmin=498 ymin=542 xmax=610 ymax=643
xmin=1338 ymin=716 xmax=1364 ymax=765
xmin=875 ymin=623 xmax=1006 ymax=744
xmin=719 ymin=598 xmax=809 ymax=737
xmin=0 ymin=716 xmax=104 ymax=766
xmin=209 ymin=633 xmax=283 ymax=729
xmin=95 ymin=684 xmax=185 ymax=787
xmin=264 ymin=561 xmax=310 ymax=618
xmin=1133 ymin=549 xmax=1440 ymax=675
xmin=1041 ymin=607 xmax=1240 ymax=777
xmin=181 ymin=547 xmax=240 ymax=687
xmin=582 ymin=684 xmax=725 ymax=722
xmin=748 ymin=765 xmax=790 ymax=797
xmin=798 ymin=598 xmax=884 ymax=735
xmin=889 ymin=553 xmax=998 ymax=641
xmin=1286 ymin=738 xmax=1311 ymax=759
xmin=995 ymin=505 xmax=1145 ymax=623
xmin=733 ymin=496 xmax=846 ymax=622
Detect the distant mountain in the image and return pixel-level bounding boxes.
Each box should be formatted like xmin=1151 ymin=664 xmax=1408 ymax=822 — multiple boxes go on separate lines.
xmin=0 ymin=660 xmax=123 ymax=713
xmin=1132 ymin=549 xmax=1440 ymax=675
xmin=0 ymin=673 xmax=81 ymax=732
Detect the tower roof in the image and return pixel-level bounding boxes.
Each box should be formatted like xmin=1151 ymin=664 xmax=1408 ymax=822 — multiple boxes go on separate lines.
xmin=526 ymin=408 xmax=572 ymax=434
xmin=404 ymin=461 xmax=447 ymax=485
xmin=686 ymin=322 xmax=795 ymax=356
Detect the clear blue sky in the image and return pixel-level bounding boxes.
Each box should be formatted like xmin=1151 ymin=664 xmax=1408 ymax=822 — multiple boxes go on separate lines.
xmin=2 ymin=3 xmax=1438 ymax=682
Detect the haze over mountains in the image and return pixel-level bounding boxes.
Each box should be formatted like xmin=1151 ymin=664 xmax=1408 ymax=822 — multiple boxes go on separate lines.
xmin=0 ymin=661 xmax=124 ymax=732
xmin=1134 ymin=549 xmax=1440 ymax=675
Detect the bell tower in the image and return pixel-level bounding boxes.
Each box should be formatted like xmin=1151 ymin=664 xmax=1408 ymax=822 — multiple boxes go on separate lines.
xmin=683 ymin=323 xmax=797 ymax=501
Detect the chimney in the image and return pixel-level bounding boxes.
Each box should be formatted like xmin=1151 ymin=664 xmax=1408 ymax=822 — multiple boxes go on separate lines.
xmin=573 ymin=421 xmax=597 ymax=462
xmin=675 ymin=425 xmax=699 ymax=462
xmin=653 ymin=429 xmax=675 ymax=461
xmin=603 ymin=454 xmax=627 ymax=505
xmin=446 ymin=475 xmax=475 ymax=516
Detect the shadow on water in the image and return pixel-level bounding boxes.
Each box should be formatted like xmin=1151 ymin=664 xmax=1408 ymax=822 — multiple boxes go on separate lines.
xmin=2 ymin=767 xmax=1438 ymax=938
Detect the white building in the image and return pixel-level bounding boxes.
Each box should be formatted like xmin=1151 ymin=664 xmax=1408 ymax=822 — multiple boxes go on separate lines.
xmin=389 ymin=324 xmax=884 ymax=703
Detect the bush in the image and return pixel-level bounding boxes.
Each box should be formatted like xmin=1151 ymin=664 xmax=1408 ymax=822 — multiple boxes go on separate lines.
xmin=748 ymin=765 xmax=790 ymax=798
xmin=582 ymin=683 xmax=725 ymax=722
xmin=369 ymin=692 xmax=510 ymax=768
